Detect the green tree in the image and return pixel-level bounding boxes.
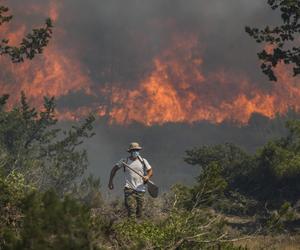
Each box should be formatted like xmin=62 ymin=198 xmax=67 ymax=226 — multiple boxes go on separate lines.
xmin=246 ymin=0 xmax=300 ymax=81
xmin=2 ymin=190 xmax=97 ymax=250
xmin=185 ymin=143 xmax=252 ymax=187
xmin=0 ymin=5 xmax=53 ymax=63
xmin=0 ymin=170 xmax=35 ymax=245
xmin=184 ymin=120 xmax=300 ymax=208
xmin=183 ymin=144 xmax=255 ymax=213
xmin=251 ymin=120 xmax=300 ymax=203
xmin=0 ymin=92 xmax=95 ymax=194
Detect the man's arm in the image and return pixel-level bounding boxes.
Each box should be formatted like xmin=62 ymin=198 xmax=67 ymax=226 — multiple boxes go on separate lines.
xmin=143 ymin=168 xmax=153 ymax=183
xmin=108 ymin=165 xmax=120 ymax=190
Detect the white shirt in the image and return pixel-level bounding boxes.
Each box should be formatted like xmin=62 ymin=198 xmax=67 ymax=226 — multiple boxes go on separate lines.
xmin=116 ymin=156 xmax=152 ymax=192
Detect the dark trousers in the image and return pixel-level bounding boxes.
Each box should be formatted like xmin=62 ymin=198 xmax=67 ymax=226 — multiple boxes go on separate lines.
xmin=124 ymin=187 xmax=145 ymax=218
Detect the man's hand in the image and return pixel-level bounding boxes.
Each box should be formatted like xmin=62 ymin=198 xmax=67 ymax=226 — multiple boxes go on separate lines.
xmin=108 ymin=182 xmax=114 ymax=190
xmin=143 ymin=176 xmax=150 ymax=183
xmin=108 ymin=165 xmax=120 ymax=190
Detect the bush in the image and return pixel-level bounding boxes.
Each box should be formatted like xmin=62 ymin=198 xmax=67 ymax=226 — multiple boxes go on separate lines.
xmin=184 ymin=120 xmax=300 ymax=211
xmin=2 ymin=190 xmax=100 ymax=250
xmin=113 ymin=208 xmax=243 ymax=250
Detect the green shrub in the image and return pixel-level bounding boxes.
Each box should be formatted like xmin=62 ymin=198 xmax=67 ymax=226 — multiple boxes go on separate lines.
xmin=113 ymin=208 xmax=244 ymax=249
xmin=2 ymin=190 xmax=101 ymax=250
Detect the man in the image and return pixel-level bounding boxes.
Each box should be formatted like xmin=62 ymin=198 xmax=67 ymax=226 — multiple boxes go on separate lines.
xmin=108 ymin=142 xmax=153 ymax=218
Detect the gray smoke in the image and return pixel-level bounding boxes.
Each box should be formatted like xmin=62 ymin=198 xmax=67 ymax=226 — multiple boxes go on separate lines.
xmin=3 ymin=0 xmax=292 ymax=197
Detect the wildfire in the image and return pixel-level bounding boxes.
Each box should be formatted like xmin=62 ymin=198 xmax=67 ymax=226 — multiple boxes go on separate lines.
xmin=105 ymin=36 xmax=300 ymax=125
xmin=1 ymin=2 xmax=300 ymax=126
xmin=0 ymin=1 xmax=93 ymax=111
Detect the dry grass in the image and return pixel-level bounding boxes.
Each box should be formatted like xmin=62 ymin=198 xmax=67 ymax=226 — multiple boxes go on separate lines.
xmin=235 ymin=235 xmax=300 ymax=250
xmin=223 ymin=214 xmax=300 ymax=249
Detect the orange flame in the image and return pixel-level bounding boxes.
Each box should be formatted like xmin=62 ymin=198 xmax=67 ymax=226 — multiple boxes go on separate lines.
xmin=1 ymin=3 xmax=300 ymax=126
xmin=104 ymin=35 xmax=300 ymax=125
xmin=0 ymin=1 xmax=93 ymax=111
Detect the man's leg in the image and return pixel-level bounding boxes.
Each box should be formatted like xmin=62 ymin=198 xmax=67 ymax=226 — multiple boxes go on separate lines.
xmin=135 ymin=191 xmax=145 ymax=218
xmin=124 ymin=188 xmax=135 ymax=218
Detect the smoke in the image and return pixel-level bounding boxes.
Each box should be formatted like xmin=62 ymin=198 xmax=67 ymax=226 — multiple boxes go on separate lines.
xmin=1 ymin=0 xmax=300 ymax=193
xmin=1 ymin=0 xmax=295 ymax=123
xmin=81 ymin=113 xmax=295 ymax=197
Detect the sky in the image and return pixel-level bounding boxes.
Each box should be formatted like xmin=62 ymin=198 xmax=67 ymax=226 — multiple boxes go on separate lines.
xmin=1 ymin=0 xmax=299 ymax=196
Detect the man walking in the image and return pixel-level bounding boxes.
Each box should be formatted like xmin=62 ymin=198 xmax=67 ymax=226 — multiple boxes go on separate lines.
xmin=108 ymin=142 xmax=153 ymax=218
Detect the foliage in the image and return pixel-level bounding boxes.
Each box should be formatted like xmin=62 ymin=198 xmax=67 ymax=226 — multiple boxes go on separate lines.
xmin=113 ymin=209 xmax=243 ymax=250
xmin=0 ymin=170 xmax=36 ymax=205
xmin=4 ymin=119 xmax=300 ymax=248
xmin=0 ymin=171 xmax=35 ymax=246
xmin=190 ymin=162 xmax=228 ymax=208
xmin=71 ymin=175 xmax=103 ymax=208
xmin=184 ymin=143 xmax=253 ymax=211
xmin=0 ymin=92 xmax=95 ymax=194
xmin=266 ymin=201 xmax=296 ymax=233
xmin=249 ymin=120 xmax=300 ymax=203
xmin=0 ymin=6 xmax=12 ymax=25
xmin=185 ymin=143 xmax=252 ymax=186
xmin=0 ymin=184 xmax=249 ymax=250
xmin=0 ymin=5 xmax=53 ymax=63
xmin=0 ymin=6 xmax=106 ymax=249
xmin=1 ymin=190 xmax=101 ymax=250
xmin=184 ymin=120 xmax=300 ymax=209
xmin=246 ymin=0 xmax=300 ymax=81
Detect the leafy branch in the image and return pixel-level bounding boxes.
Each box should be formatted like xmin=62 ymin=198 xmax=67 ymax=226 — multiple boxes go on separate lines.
xmin=0 ymin=5 xmax=53 ymax=63
xmin=246 ymin=0 xmax=300 ymax=81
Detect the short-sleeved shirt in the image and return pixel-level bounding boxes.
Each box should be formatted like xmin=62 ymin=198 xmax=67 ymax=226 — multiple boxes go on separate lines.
xmin=116 ymin=157 xmax=152 ymax=192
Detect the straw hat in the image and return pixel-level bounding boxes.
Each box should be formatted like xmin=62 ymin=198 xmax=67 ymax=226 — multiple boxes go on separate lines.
xmin=127 ymin=142 xmax=142 ymax=152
